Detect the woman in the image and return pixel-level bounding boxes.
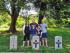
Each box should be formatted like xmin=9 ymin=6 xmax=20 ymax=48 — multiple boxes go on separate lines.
xmin=40 ymin=20 xmax=48 ymax=47
xmin=23 ymin=23 xmax=30 ymax=47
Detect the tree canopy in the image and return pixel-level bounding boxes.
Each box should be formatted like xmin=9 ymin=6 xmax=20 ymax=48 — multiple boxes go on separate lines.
xmin=0 ymin=0 xmax=70 ymax=33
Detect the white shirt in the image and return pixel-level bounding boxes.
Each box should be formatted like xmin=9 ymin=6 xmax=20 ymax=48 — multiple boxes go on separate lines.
xmin=40 ymin=24 xmax=47 ymax=33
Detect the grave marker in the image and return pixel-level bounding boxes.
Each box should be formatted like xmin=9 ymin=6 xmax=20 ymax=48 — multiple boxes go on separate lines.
xmin=32 ymin=36 xmax=39 ymax=50
xmin=55 ymin=36 xmax=62 ymax=49
xmin=10 ymin=35 xmax=17 ymax=50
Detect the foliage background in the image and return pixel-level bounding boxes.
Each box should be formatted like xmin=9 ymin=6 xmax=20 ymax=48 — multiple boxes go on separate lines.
xmin=0 ymin=13 xmax=70 ymax=28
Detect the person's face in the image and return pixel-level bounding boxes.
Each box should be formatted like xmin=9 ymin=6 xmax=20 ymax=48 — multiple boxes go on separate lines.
xmin=38 ymin=26 xmax=41 ymax=29
xmin=32 ymin=19 xmax=35 ymax=23
xmin=26 ymin=24 xmax=28 ymax=26
xmin=25 ymin=23 xmax=28 ymax=26
xmin=32 ymin=25 xmax=35 ymax=29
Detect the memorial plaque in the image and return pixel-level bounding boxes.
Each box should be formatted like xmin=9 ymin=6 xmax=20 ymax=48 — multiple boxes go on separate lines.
xmin=55 ymin=36 xmax=62 ymax=49
xmin=32 ymin=36 xmax=39 ymax=50
xmin=10 ymin=35 xmax=17 ymax=50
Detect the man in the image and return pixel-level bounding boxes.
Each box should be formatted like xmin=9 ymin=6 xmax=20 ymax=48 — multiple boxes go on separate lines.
xmin=40 ymin=20 xmax=48 ymax=47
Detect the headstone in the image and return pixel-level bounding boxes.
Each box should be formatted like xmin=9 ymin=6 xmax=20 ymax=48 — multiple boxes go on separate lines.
xmin=10 ymin=35 xmax=17 ymax=50
xmin=55 ymin=36 xmax=62 ymax=49
xmin=32 ymin=36 xmax=39 ymax=50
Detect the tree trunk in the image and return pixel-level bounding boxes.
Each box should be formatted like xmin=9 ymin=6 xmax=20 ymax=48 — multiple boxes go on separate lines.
xmin=38 ymin=14 xmax=44 ymax=24
xmin=8 ymin=15 xmax=18 ymax=33
xmin=38 ymin=2 xmax=46 ymax=24
xmin=7 ymin=0 xmax=20 ymax=33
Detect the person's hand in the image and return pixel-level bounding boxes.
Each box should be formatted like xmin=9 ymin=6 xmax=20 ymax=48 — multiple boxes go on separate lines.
xmin=38 ymin=32 xmax=40 ymax=34
xmin=36 ymin=32 xmax=38 ymax=35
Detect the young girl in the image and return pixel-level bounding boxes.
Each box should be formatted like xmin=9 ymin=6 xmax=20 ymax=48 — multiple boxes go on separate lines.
xmin=36 ymin=24 xmax=42 ymax=46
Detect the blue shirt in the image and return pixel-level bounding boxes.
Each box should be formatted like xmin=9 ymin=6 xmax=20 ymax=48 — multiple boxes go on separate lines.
xmin=30 ymin=28 xmax=37 ymax=34
xmin=30 ymin=23 xmax=37 ymax=34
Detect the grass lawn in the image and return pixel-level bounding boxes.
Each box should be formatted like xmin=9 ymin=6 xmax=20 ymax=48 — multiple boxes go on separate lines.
xmin=0 ymin=28 xmax=70 ymax=53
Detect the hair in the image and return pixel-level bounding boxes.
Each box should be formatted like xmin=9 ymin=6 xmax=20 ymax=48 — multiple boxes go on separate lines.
xmin=25 ymin=22 xmax=30 ymax=25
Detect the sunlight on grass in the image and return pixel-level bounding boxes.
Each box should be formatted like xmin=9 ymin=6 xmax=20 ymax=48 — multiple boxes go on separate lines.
xmin=48 ymin=28 xmax=56 ymax=31
xmin=66 ymin=45 xmax=70 ymax=48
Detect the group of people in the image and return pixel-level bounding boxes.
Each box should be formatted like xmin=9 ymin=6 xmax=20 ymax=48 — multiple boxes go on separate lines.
xmin=22 ymin=19 xmax=48 ymax=47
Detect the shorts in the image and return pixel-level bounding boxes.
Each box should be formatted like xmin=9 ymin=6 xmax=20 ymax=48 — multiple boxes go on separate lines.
xmin=30 ymin=34 xmax=36 ymax=40
xmin=38 ymin=34 xmax=41 ymax=36
xmin=24 ymin=34 xmax=30 ymax=41
xmin=41 ymin=32 xmax=48 ymax=38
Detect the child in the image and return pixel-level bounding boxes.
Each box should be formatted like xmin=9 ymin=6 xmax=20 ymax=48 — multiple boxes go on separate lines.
xmin=36 ymin=24 xmax=42 ymax=46
xmin=23 ymin=23 xmax=30 ymax=47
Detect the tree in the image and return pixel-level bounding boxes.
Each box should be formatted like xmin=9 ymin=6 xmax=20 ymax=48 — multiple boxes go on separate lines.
xmin=34 ymin=0 xmax=47 ymax=24
xmin=8 ymin=0 xmax=20 ymax=33
xmin=0 ymin=0 xmax=70 ymax=32
xmin=0 ymin=0 xmax=24 ymax=33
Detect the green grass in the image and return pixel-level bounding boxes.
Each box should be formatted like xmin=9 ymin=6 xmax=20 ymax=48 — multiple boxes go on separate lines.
xmin=0 ymin=28 xmax=70 ymax=53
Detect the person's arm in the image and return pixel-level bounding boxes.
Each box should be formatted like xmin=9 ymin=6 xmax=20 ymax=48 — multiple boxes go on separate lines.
xmin=22 ymin=25 xmax=25 ymax=35
xmin=40 ymin=31 xmax=42 ymax=38
xmin=36 ymin=27 xmax=38 ymax=35
xmin=45 ymin=24 xmax=47 ymax=28
xmin=45 ymin=24 xmax=48 ymax=32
